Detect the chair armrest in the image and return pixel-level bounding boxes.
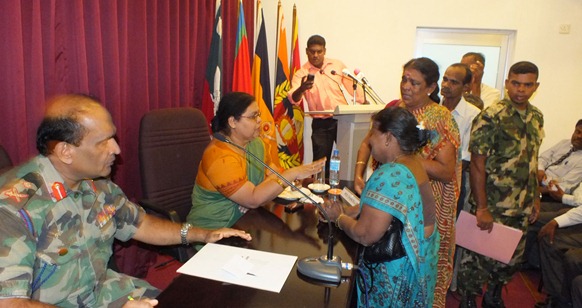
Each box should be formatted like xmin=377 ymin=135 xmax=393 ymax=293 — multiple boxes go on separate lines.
xmin=139 ymin=199 xmax=182 ymax=223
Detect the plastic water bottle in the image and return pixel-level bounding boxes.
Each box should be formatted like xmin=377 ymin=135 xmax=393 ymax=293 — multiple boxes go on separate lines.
xmin=329 ymin=149 xmax=340 ymax=188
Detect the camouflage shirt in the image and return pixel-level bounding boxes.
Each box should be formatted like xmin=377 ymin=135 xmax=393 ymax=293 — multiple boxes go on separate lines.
xmin=469 ymin=98 xmax=544 ymax=214
xmin=0 ymin=156 xmax=154 ymax=307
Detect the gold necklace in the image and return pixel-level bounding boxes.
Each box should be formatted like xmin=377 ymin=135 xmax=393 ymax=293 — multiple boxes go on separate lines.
xmin=392 ymin=153 xmax=407 ymax=164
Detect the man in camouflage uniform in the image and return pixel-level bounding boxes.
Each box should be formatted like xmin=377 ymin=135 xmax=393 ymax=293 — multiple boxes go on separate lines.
xmin=458 ymin=61 xmax=544 ymax=308
xmin=0 ymin=94 xmax=251 ymax=307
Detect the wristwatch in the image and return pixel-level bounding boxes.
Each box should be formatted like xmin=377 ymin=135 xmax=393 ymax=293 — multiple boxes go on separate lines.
xmin=180 ymin=223 xmax=192 ymax=246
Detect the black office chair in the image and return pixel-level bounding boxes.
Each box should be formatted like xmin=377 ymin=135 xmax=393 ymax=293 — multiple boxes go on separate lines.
xmin=0 ymin=145 xmax=14 ymax=175
xmin=138 ymin=107 xmax=211 ymax=262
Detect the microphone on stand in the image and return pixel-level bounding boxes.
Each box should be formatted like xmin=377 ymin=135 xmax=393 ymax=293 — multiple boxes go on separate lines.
xmin=212 ymin=133 xmax=346 ymax=283
xmin=353 ymin=68 xmax=385 ymax=105
xmin=322 ymin=70 xmax=350 ymax=105
xmin=354 ymin=68 xmax=369 ymax=86
xmin=341 ymin=69 xmax=361 ymax=104
xmin=341 ymin=69 xmax=363 ymax=85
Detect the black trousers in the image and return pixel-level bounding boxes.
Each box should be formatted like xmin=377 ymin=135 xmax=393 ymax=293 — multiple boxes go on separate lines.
xmin=311 ymin=118 xmax=337 ymax=177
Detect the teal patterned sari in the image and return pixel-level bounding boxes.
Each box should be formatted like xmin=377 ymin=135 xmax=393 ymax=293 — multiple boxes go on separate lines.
xmin=358 ymin=162 xmax=439 ymax=308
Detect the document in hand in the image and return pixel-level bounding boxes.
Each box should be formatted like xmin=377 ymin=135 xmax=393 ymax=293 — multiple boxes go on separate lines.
xmin=177 ymin=243 xmax=297 ymax=293
xmin=455 ymin=211 xmax=523 ymax=264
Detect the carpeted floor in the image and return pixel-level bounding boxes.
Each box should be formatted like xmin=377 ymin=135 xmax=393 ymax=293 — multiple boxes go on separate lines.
xmin=145 ymin=253 xmax=547 ymax=307
xmin=445 ymin=268 xmax=545 ymax=308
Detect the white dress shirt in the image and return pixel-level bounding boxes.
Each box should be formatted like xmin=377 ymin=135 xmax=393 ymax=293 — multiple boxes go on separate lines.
xmin=443 ymin=97 xmax=481 ymax=162
xmin=538 ymin=139 xmax=582 ymax=194
xmin=555 ymin=185 xmax=582 ymax=227
xmin=480 ymin=83 xmax=502 ymax=108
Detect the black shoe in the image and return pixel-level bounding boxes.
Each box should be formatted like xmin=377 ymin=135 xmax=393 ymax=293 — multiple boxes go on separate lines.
xmin=535 ymin=296 xmax=551 ymax=308
xmin=535 ymin=300 xmax=549 ymax=308
xmin=535 ymin=296 xmax=573 ymax=308
xmin=517 ymin=261 xmax=540 ymax=271
xmin=459 ymin=295 xmax=477 ymax=308
xmin=482 ymin=284 xmax=505 ymax=308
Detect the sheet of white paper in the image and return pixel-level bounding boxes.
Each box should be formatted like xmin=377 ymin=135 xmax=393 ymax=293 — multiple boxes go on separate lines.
xmin=177 ymin=243 xmax=298 ymax=293
xmin=222 ymin=254 xmax=254 ymax=279
xmin=455 ymin=211 xmax=523 ymax=264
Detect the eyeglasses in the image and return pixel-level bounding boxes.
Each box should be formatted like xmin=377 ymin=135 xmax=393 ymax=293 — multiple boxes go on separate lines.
xmin=240 ymin=112 xmax=261 ymax=120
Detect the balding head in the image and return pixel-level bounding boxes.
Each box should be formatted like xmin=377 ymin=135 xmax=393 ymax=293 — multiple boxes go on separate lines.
xmin=37 ymin=94 xmax=106 ymax=155
xmin=45 ymin=94 xmax=103 ymax=118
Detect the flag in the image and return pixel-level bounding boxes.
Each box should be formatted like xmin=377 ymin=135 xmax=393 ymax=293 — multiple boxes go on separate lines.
xmin=289 ymin=4 xmax=304 ymax=162
xmin=273 ymin=2 xmax=302 ymax=169
xmin=251 ymin=1 xmax=279 ymax=167
xmin=201 ymin=0 xmax=223 ymax=127
xmin=290 ymin=5 xmax=301 ymax=80
xmin=232 ymin=0 xmax=252 ymax=94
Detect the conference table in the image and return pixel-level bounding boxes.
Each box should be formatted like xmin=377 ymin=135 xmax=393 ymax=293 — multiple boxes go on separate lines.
xmin=156 ymin=193 xmax=360 ymax=308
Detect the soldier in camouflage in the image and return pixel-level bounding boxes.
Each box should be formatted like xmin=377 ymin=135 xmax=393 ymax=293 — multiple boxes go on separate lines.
xmin=457 ymin=61 xmax=544 ymax=308
xmin=0 ymin=94 xmax=252 ymax=307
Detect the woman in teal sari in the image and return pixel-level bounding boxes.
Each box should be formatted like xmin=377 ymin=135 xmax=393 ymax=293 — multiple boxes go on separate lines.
xmin=325 ymin=107 xmax=439 ymax=307
xmin=187 ymin=92 xmax=325 ymax=230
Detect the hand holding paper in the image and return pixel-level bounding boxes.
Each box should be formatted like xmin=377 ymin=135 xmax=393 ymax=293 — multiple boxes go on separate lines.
xmin=475 ymin=208 xmax=494 ymax=233
xmin=455 ymin=211 xmax=523 ymax=264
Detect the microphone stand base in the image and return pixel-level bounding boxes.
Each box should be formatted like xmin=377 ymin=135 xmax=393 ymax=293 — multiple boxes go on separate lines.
xmin=296 ymin=255 xmax=342 ymax=284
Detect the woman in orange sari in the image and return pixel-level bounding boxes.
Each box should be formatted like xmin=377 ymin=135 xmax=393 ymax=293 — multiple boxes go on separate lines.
xmin=354 ymin=58 xmax=460 ymax=308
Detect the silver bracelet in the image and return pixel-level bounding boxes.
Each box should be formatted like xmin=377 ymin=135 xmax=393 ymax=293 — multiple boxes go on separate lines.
xmin=180 ymin=223 xmax=192 ymax=246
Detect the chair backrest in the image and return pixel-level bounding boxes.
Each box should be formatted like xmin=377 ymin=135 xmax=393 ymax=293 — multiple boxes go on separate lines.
xmin=0 ymin=145 xmax=14 ymax=175
xmin=139 ymin=107 xmax=210 ymax=221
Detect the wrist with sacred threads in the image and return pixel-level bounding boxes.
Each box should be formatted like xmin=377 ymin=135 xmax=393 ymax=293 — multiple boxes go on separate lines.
xmin=180 ymin=223 xmax=192 ymax=246
xmin=476 ymin=207 xmax=489 ymax=212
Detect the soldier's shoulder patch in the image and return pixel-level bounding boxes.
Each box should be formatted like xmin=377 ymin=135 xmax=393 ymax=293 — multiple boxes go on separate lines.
xmin=0 ymin=172 xmax=43 ymax=210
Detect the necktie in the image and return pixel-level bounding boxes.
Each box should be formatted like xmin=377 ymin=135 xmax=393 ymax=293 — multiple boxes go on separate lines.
xmin=546 ymin=148 xmax=574 ymax=169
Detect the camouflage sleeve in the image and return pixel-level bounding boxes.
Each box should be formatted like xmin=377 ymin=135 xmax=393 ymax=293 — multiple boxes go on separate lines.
xmin=96 ymin=179 xmax=146 ymax=242
xmin=469 ymin=109 xmax=496 ymax=156
xmin=0 ymin=207 xmax=36 ymax=298
xmin=113 ymin=200 xmax=146 ymax=242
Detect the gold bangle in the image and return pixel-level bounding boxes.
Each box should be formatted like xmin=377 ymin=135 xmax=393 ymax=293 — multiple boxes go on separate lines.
xmin=355 ymin=161 xmax=366 ymax=165
xmin=335 ymin=213 xmax=345 ymax=230
xmin=275 ymin=178 xmax=287 ymax=189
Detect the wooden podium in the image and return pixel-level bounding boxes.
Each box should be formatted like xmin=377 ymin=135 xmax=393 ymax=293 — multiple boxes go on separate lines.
xmin=333 ymin=104 xmax=384 ymax=182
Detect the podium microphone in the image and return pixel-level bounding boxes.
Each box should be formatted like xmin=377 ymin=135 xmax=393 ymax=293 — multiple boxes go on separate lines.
xmin=212 ymin=133 xmax=344 ymax=283
xmin=353 ymin=68 xmax=385 ymax=105
xmin=341 ymin=69 xmax=363 ymax=85
xmin=324 ymin=70 xmax=350 ymax=105
xmin=354 ymin=68 xmax=369 ymax=85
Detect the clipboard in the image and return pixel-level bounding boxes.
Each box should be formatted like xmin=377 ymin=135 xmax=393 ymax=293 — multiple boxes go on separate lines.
xmin=455 ymin=210 xmax=523 ymax=264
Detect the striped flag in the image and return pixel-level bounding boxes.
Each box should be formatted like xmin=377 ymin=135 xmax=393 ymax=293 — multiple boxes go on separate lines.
xmin=201 ymin=0 xmax=223 ymax=126
xmin=273 ymin=2 xmax=302 ymax=169
xmin=289 ymin=4 xmax=304 ymax=163
xmin=251 ymin=0 xmax=279 ymax=167
xmin=290 ymin=5 xmax=301 ymax=80
xmin=232 ymin=0 xmax=252 ymax=94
